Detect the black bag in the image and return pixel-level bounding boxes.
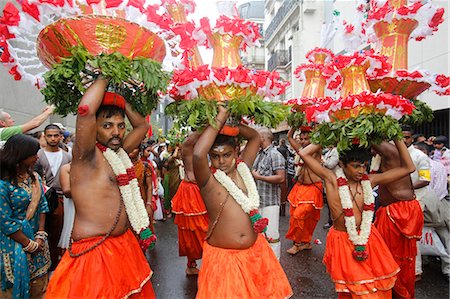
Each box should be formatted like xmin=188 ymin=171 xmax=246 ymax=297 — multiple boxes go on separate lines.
xmin=45 ymin=187 xmax=59 ymax=214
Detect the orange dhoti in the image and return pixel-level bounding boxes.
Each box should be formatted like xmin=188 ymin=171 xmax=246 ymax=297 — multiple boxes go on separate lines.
xmin=45 ymin=230 xmax=155 ymax=298
xmin=286 ymin=182 xmax=323 ymax=244
xmin=323 ymin=226 xmax=400 ymax=298
xmin=197 ymin=234 xmax=293 ymax=299
xmin=375 ymin=200 xmax=423 ymax=299
xmin=172 ymin=180 xmax=209 ymax=260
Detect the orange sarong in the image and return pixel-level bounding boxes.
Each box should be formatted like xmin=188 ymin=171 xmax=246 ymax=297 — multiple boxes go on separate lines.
xmin=172 ymin=180 xmax=209 ymax=260
xmin=286 ymin=182 xmax=323 ymax=243
xmin=375 ymin=199 xmax=423 ymax=299
xmin=197 ymin=234 xmax=293 ymax=299
xmin=45 ymin=230 xmax=155 ymax=299
xmin=323 ymin=226 xmax=399 ymax=298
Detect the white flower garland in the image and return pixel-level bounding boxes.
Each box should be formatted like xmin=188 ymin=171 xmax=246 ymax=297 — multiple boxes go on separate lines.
xmin=213 ymin=162 xmax=260 ymax=213
xmin=335 ymin=166 xmax=374 ymax=246
xmin=102 ymin=147 xmax=149 ymax=234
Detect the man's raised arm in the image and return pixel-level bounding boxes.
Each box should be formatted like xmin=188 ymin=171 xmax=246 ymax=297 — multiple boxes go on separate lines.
xmin=238 ymin=124 xmax=261 ymax=167
xmin=287 ymin=128 xmax=300 ymax=153
xmin=21 ymin=106 xmax=55 ymax=133
xmin=73 ymin=78 xmax=109 ymax=161
xmin=299 ymin=143 xmax=334 ymax=183
xmin=193 ymin=106 xmax=228 ymax=188
xmin=370 ymin=139 xmax=416 ymax=187
xmin=182 ymin=132 xmax=201 ymax=174
xmin=123 ymin=102 xmax=150 ymax=153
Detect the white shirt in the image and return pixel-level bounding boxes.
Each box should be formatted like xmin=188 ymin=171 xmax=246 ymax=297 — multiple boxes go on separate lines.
xmin=44 ymin=150 xmax=63 ymax=177
xmin=408 ymin=145 xmax=431 ymax=200
xmin=429 ymin=159 xmax=449 ymax=201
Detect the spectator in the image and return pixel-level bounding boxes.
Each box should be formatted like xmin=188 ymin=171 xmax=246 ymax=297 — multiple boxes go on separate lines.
xmin=0 ymin=106 xmax=54 ymax=147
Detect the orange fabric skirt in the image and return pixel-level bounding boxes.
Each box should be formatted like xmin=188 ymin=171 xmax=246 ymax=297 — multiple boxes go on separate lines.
xmin=172 ymin=180 xmax=209 ymax=230
xmin=286 ymin=182 xmax=323 ymax=243
xmin=197 ymin=234 xmax=293 ymax=299
xmin=288 ymin=182 xmax=323 ymax=209
xmin=172 ymin=180 xmax=209 ymax=259
xmin=286 ymin=203 xmax=321 ymax=243
xmin=323 ymin=226 xmax=399 ymax=297
xmin=374 ymin=200 xmax=423 ymax=299
xmin=45 ymin=230 xmax=155 ymax=299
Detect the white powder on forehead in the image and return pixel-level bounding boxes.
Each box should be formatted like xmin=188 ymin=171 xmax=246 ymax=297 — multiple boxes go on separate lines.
xmin=211 ymin=145 xmax=227 ymax=153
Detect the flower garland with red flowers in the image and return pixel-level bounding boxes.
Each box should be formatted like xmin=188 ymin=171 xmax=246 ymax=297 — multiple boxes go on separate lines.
xmin=168 ymin=64 xmax=289 ymax=100
xmin=211 ymin=161 xmax=268 ymax=233
xmin=305 ymin=47 xmax=335 ymax=64
xmin=335 ymin=166 xmax=374 ymax=261
xmin=96 ymin=143 xmax=156 ymax=251
xmin=366 ymin=0 xmax=444 ymax=42
xmin=306 ymin=91 xmax=413 ymax=151
xmin=305 ymin=91 xmax=414 ymax=123
xmin=433 ymin=74 xmax=450 ymax=96
xmin=194 ymin=15 xmax=261 ymax=51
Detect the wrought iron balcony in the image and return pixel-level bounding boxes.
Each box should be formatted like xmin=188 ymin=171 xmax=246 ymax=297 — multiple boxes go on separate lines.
xmin=265 ymin=0 xmax=297 ymax=42
xmin=267 ymin=49 xmax=291 ymax=72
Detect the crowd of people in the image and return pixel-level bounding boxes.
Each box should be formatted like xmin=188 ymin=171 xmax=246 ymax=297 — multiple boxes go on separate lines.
xmin=0 ymin=79 xmax=449 ymax=298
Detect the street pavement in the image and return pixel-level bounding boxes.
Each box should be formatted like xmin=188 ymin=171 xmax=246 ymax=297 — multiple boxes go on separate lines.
xmin=147 ymin=205 xmax=450 ymax=298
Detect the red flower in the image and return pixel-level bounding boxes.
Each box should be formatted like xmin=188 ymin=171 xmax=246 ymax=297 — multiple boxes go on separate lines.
xmin=8 ymin=65 xmax=21 ymax=80
xmin=212 ymin=67 xmax=230 ymax=82
xmin=21 ymin=0 xmax=40 ymax=21
xmin=337 ymin=177 xmax=348 ymax=187
xmin=363 ymin=203 xmax=375 ymax=211
xmin=435 ymin=75 xmax=450 ymax=88
xmin=77 ymin=105 xmax=89 ymax=116
xmin=429 ymin=8 xmax=444 ymax=30
xmin=0 ymin=2 xmax=20 ymax=26
xmin=231 ymin=65 xmax=252 ymax=84
xmin=343 ymin=208 xmax=354 ymax=217
xmin=361 ymin=174 xmax=369 ymax=181
xmin=116 ymin=174 xmax=130 ymax=186
xmin=253 ymin=217 xmax=268 ymax=233
xmin=126 ymin=167 xmax=137 ymax=180
xmin=344 ymin=24 xmax=354 ymax=34
xmin=128 ymin=0 xmax=145 ymax=12
xmin=249 ymin=209 xmax=258 ymax=217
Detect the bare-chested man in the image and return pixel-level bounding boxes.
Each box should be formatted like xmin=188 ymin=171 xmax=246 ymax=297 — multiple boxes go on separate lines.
xmin=285 ymin=127 xmax=323 ymax=254
xmin=299 ymin=139 xmax=415 ymax=298
xmin=372 ymin=141 xmax=424 ymax=299
xmin=192 ymin=106 xmax=292 ymax=298
xmin=46 ymin=78 xmax=155 ymax=298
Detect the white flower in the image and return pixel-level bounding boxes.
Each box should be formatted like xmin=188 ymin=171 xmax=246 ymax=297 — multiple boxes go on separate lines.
xmin=213 ymin=162 xmax=260 ymax=213
xmin=101 ymin=147 xmax=149 ymax=235
xmin=335 ymin=167 xmax=374 ymax=246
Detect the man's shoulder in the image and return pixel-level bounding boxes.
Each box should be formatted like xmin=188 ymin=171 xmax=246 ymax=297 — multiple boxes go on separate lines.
xmin=0 ymin=125 xmax=23 ymax=141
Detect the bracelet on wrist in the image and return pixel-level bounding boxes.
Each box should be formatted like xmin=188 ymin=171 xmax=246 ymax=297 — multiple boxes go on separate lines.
xmin=36 ymin=231 xmax=48 ymax=237
xmin=23 ymin=239 xmax=39 ymax=253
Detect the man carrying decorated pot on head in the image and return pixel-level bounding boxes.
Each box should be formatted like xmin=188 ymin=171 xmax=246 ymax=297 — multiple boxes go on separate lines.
xmin=46 ymin=78 xmax=156 ymax=298
xmin=192 ymin=105 xmax=292 ymax=298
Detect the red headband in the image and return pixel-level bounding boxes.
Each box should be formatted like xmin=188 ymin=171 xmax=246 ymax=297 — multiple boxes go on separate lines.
xmin=102 ymin=92 xmax=126 ymax=110
xmin=300 ymin=126 xmax=312 ymax=133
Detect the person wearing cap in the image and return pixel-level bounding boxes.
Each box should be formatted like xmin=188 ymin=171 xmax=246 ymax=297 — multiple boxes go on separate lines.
xmin=46 ymin=78 xmax=155 ymax=298
xmin=192 ymin=105 xmax=292 ymax=298
xmin=0 ymin=106 xmax=54 ymax=147
xmin=433 ymin=136 xmax=450 ymax=176
xmin=285 ymin=126 xmax=323 ymax=254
